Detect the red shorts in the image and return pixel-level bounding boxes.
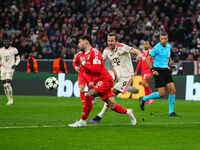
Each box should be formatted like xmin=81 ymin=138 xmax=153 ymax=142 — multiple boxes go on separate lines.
xmin=93 ymin=79 xmax=114 ymax=101
xmin=142 ymin=73 xmax=152 ymax=83
xmin=78 ymin=73 xmax=87 ymax=86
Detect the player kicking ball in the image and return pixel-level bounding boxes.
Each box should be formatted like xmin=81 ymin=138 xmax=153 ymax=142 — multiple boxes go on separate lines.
xmin=90 ymin=32 xmax=142 ymax=123
xmin=0 ymin=36 xmax=20 ymax=105
xmin=68 ymin=35 xmax=137 ymax=127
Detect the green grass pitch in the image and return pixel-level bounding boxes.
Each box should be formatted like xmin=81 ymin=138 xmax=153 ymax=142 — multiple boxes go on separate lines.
xmin=0 ymin=96 xmax=200 ymax=150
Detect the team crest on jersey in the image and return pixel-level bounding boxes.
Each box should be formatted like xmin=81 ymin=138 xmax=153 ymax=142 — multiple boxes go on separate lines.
xmin=87 ymin=55 xmax=90 ymax=60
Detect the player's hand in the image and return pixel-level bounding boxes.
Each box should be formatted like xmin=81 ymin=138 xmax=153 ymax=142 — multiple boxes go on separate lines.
xmin=75 ymin=66 xmax=79 ymax=72
xmin=89 ymin=82 xmax=94 ymax=88
xmin=134 ymin=72 xmax=137 ymax=76
xmin=152 ymin=71 xmax=159 ymax=76
xmin=136 ymin=54 xmax=142 ymax=61
xmin=12 ymin=65 xmax=16 ymax=69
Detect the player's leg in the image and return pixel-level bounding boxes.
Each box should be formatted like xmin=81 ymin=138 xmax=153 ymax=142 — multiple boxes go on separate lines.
xmin=90 ymin=81 xmax=124 ymax=123
xmin=139 ymin=70 xmax=166 ymax=110
xmin=122 ymin=76 xmax=139 ymax=94
xmin=68 ymin=88 xmax=94 ymax=127
xmin=78 ymin=74 xmax=86 ymax=102
xmin=2 ymin=71 xmax=14 ymax=105
xmin=93 ymin=79 xmax=137 ymax=125
xmin=141 ymin=74 xmax=153 ymax=104
xmin=165 ymin=69 xmax=178 ymax=116
xmin=3 ymin=79 xmax=13 ymax=105
xmin=90 ymin=88 xmax=121 ymax=123
xmin=166 ymin=82 xmax=177 ymax=116
xmin=105 ymin=96 xmax=136 ymax=125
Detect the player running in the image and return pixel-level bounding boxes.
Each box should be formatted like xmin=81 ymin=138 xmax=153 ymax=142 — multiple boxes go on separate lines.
xmin=139 ymin=32 xmax=178 ymax=116
xmin=134 ymin=38 xmax=154 ymax=104
xmin=0 ymin=36 xmax=20 ymax=105
xmin=90 ymin=32 xmax=142 ymax=123
xmin=68 ymin=35 xmax=137 ymax=127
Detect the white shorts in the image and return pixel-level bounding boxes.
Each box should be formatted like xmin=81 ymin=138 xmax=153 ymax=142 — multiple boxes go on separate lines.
xmin=1 ymin=70 xmax=14 ymax=80
xmin=113 ymin=75 xmax=133 ymax=93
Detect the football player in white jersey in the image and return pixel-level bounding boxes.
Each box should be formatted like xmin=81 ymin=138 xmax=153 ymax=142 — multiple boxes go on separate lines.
xmin=0 ymin=38 xmax=20 ymax=105
xmin=90 ymin=32 xmax=142 ymax=123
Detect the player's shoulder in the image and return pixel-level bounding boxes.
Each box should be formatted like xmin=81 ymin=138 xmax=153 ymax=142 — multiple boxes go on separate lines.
xmin=91 ymin=48 xmax=101 ymax=54
xmin=77 ymin=51 xmax=84 ymax=56
xmin=117 ymin=43 xmax=125 ymax=47
xmin=104 ymin=47 xmax=110 ymax=51
xmin=166 ymin=43 xmax=172 ymax=48
xmin=152 ymin=43 xmax=161 ymax=50
xmin=10 ymin=46 xmax=18 ymax=52
xmin=103 ymin=47 xmax=111 ymax=53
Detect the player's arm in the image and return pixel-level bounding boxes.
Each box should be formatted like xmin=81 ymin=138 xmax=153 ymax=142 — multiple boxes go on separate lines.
xmin=129 ymin=47 xmax=142 ymax=60
xmin=72 ymin=53 xmax=80 ymax=72
xmin=81 ymin=51 xmax=102 ymax=73
xmin=146 ymin=55 xmax=153 ymax=69
xmin=134 ymin=60 xmax=141 ymax=76
xmin=102 ymin=48 xmax=108 ymax=60
xmin=12 ymin=49 xmax=20 ymax=69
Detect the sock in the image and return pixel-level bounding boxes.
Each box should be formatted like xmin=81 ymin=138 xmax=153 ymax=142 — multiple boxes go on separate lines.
xmin=97 ymin=103 xmax=109 ymax=118
xmin=4 ymin=86 xmax=9 ymax=100
xmin=81 ymin=94 xmax=93 ymax=120
xmin=80 ymin=91 xmax=85 ymax=101
xmin=4 ymin=83 xmax=13 ymax=102
xmin=113 ymin=104 xmax=127 ymax=114
xmin=168 ymin=94 xmax=175 ymax=114
xmin=7 ymin=84 xmax=13 ymax=101
xmin=145 ymin=86 xmax=152 ymax=96
xmin=143 ymin=92 xmax=160 ymax=101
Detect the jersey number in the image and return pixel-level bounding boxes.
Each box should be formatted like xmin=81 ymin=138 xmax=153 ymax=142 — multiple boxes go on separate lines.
xmin=113 ymin=57 xmax=120 ymax=65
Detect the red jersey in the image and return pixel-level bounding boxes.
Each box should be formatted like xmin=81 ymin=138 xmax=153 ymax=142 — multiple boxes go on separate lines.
xmin=83 ymin=48 xmax=113 ymax=83
xmin=135 ymin=49 xmax=153 ymax=75
xmin=72 ymin=51 xmax=85 ymax=73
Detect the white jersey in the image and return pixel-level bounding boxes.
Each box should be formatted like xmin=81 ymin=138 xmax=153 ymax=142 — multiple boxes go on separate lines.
xmin=103 ymin=43 xmax=134 ymax=79
xmin=0 ymin=47 xmax=19 ymax=71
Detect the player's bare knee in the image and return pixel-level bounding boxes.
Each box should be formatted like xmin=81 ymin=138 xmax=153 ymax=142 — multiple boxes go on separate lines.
xmin=107 ymin=101 xmax=116 ymax=109
xmin=3 ymin=83 xmax=10 ymax=88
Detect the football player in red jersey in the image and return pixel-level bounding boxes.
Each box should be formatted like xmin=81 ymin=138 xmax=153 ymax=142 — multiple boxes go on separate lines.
xmin=134 ymin=39 xmax=154 ymax=104
xmin=68 ymin=35 xmax=137 ymax=127
xmin=72 ymin=50 xmax=88 ymax=104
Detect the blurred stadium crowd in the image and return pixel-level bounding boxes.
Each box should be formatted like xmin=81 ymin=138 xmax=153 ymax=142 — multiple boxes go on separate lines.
xmin=0 ymin=0 xmax=200 ymax=61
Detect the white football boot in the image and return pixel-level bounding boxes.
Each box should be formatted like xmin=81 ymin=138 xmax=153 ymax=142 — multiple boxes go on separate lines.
xmin=6 ymin=99 xmax=13 ymax=105
xmin=68 ymin=119 xmax=87 ymax=127
xmin=127 ymin=109 xmax=137 ymax=126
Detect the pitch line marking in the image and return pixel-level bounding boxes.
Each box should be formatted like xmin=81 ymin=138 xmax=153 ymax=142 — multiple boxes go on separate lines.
xmin=0 ymin=122 xmax=200 ymax=129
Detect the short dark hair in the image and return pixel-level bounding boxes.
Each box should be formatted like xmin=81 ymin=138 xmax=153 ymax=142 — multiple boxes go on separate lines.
xmin=79 ymin=35 xmax=91 ymax=43
xmin=143 ymin=36 xmax=150 ymax=42
xmin=160 ymin=31 xmax=168 ymax=36
xmin=107 ymin=32 xmax=118 ymax=41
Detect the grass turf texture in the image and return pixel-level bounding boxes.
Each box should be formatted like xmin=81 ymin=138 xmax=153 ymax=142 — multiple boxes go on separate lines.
xmin=0 ymin=96 xmax=200 ymax=150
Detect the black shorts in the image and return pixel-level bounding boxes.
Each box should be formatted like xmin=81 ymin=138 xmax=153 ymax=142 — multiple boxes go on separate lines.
xmin=153 ymin=68 xmax=173 ymax=88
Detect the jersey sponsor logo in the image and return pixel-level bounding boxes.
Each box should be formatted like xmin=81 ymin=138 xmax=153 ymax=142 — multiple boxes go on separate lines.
xmin=185 ymin=75 xmax=200 ymax=101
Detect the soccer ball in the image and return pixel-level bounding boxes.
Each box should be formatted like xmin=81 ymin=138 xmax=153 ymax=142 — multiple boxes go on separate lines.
xmin=45 ymin=77 xmax=59 ymax=90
